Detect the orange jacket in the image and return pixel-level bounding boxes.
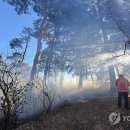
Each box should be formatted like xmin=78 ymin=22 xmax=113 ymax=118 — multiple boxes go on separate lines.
xmin=115 ymin=77 xmax=130 ymax=92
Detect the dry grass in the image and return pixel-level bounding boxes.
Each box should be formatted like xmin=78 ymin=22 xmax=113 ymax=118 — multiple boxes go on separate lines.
xmin=15 ymin=97 xmax=130 ymax=130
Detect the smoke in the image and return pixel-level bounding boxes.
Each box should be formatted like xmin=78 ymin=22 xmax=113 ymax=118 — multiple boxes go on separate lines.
xmin=117 ymin=0 xmax=124 ymax=4
xmin=1 ymin=0 xmax=130 ymax=120
xmin=20 ymin=46 xmax=130 ymax=118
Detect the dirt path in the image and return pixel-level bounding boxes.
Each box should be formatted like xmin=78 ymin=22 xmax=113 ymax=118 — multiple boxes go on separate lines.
xmin=15 ymin=97 xmax=130 ymax=130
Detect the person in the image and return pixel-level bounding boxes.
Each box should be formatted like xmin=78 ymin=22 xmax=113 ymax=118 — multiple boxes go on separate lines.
xmin=115 ymin=74 xmax=130 ymax=109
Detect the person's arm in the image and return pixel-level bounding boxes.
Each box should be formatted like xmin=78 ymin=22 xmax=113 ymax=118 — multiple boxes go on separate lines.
xmin=127 ymin=80 xmax=130 ymax=87
xmin=115 ymin=79 xmax=118 ymax=86
xmin=126 ymin=80 xmax=130 ymax=91
xmin=115 ymin=79 xmax=119 ymax=91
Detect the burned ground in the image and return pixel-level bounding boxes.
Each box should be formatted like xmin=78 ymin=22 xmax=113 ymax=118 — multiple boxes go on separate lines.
xmin=14 ymin=97 xmax=130 ymax=130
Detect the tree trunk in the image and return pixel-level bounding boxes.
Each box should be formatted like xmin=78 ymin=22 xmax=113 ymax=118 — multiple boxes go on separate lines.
xmin=78 ymin=71 xmax=83 ymax=89
xmin=44 ymin=44 xmax=54 ymax=83
xmin=108 ymin=65 xmax=116 ymax=92
xmin=60 ymin=71 xmax=64 ymax=89
xmin=30 ymin=0 xmax=48 ymax=80
xmin=96 ymin=0 xmax=108 ymax=43
xmin=115 ymin=65 xmax=119 ymax=77
xmin=30 ymin=37 xmax=42 ymax=80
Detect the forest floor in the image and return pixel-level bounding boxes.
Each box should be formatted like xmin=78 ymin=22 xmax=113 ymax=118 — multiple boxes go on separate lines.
xmin=15 ymin=97 xmax=130 ymax=130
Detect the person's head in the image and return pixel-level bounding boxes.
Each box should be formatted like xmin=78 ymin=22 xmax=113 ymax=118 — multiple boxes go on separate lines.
xmin=119 ymin=74 xmax=124 ymax=78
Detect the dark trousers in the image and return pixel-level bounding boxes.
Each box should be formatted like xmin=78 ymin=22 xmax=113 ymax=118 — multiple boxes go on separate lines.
xmin=118 ymin=92 xmax=128 ymax=109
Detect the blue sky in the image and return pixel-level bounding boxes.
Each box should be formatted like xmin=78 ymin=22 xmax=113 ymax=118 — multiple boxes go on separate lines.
xmin=0 ymin=1 xmax=37 ymax=65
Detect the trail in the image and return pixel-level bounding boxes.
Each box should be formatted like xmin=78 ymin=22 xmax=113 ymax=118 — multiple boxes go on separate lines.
xmin=15 ymin=97 xmax=130 ymax=130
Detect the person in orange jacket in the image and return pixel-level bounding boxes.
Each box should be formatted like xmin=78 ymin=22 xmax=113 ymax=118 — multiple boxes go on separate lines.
xmin=115 ymin=74 xmax=130 ymax=109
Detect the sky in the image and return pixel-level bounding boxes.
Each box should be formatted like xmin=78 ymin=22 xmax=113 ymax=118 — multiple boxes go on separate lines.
xmin=0 ymin=0 xmax=128 ymax=66
xmin=0 ymin=1 xmax=37 ymax=65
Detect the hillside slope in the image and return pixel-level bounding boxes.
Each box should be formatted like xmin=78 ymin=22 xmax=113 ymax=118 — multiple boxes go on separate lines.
xmin=15 ymin=97 xmax=130 ymax=130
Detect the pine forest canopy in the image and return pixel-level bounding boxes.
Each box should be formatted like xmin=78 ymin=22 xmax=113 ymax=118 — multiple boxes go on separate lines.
xmin=2 ymin=0 xmax=130 ymax=80
xmin=1 ymin=1 xmax=130 ymax=127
